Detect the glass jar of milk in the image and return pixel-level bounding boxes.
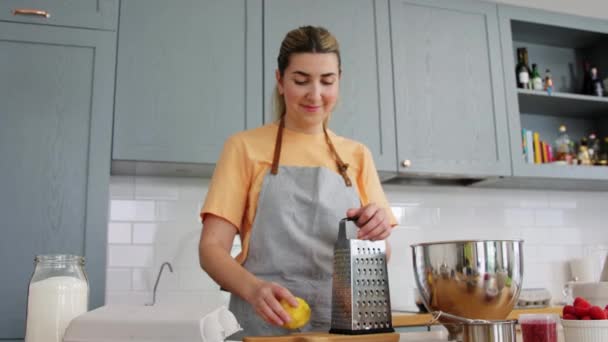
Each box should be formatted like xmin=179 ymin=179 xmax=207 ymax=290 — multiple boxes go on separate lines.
xmin=25 ymin=254 xmax=89 ymax=342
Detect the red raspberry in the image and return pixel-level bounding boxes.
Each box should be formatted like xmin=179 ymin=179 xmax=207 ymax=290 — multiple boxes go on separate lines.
xmin=563 ymin=313 xmax=578 ymax=320
xmin=589 ymin=306 xmax=607 ymax=320
xmin=582 ymin=316 xmax=592 ymax=320
xmin=575 ymin=306 xmax=590 ymax=317
xmin=605 ymin=305 xmax=608 ymax=311
xmin=563 ymin=305 xmax=576 ymax=316
xmin=574 ymin=297 xmax=591 ymax=308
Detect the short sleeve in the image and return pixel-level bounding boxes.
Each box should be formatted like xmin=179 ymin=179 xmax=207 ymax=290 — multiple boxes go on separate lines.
xmin=201 ymin=134 xmax=251 ymax=231
xmin=357 ymin=146 xmax=398 ymax=227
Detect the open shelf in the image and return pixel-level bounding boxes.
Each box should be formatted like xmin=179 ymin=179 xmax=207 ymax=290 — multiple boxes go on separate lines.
xmin=517 ymin=89 xmax=608 ymax=117
xmin=512 ymin=20 xmax=608 ymax=48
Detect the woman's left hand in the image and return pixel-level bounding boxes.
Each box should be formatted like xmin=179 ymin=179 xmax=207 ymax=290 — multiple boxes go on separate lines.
xmin=346 ymin=203 xmax=392 ymax=241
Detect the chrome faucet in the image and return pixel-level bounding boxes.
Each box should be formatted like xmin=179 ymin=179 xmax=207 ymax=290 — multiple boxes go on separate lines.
xmin=146 ymin=262 xmax=173 ymax=306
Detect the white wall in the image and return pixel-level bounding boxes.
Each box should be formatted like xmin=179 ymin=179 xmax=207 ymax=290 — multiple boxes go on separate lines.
xmin=106 ymin=176 xmax=608 ymax=311
xmin=490 ymin=0 xmax=608 ymax=20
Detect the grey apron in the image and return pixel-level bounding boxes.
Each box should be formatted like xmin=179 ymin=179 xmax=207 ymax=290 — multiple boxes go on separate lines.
xmin=228 ymin=120 xmax=360 ymax=338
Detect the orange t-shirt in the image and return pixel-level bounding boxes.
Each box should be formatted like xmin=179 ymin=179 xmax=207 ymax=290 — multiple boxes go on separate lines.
xmin=201 ymin=123 xmax=396 ymax=263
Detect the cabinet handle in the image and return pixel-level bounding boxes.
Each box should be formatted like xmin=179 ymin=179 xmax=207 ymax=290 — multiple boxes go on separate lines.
xmin=12 ymin=8 xmax=50 ymax=18
xmin=401 ymin=159 xmax=412 ymax=168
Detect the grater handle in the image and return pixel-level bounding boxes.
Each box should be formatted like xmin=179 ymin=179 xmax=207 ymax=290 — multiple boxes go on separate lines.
xmin=338 ymin=217 xmax=357 ymax=241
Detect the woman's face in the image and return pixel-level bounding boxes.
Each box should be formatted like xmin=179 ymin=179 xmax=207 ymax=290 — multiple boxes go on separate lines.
xmin=276 ymin=52 xmax=340 ymax=133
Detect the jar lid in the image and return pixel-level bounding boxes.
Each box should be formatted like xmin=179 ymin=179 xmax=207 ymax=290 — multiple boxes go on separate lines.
xmin=519 ymin=313 xmax=560 ymax=324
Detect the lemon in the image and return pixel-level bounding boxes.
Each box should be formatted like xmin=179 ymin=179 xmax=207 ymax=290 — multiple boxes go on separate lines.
xmin=280 ymin=297 xmax=311 ymax=330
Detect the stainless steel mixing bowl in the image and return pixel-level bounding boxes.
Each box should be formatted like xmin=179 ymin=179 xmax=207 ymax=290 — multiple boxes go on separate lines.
xmin=411 ymin=240 xmax=524 ymax=341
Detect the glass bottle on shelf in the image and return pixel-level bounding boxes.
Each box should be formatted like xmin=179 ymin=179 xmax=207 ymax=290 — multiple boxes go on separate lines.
xmin=588 ymin=133 xmax=601 ymax=165
xmin=544 ymin=69 xmax=554 ymax=95
xmin=590 ymin=66 xmax=604 ymax=97
xmin=578 ymin=137 xmax=592 ymax=165
xmin=554 ymin=125 xmax=573 ymax=165
xmin=599 ymin=137 xmax=608 ymax=166
xmin=570 ymin=141 xmax=579 ymax=165
xmin=531 ymin=64 xmax=543 ymax=90
xmin=515 ymin=48 xmax=531 ymax=89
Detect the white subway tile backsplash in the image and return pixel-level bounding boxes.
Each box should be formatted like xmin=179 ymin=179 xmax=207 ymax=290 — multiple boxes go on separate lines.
xmin=108 ymin=223 xmax=132 ymax=244
xmin=107 ymin=177 xmax=608 ymax=310
xmin=504 ymin=208 xmax=535 ymax=227
xmin=178 ymin=270 xmax=219 ymax=291
xmin=539 ymin=245 xmax=571 ymax=262
xmin=132 ymin=268 xmax=153 ymax=291
xmin=534 ymin=209 xmax=564 ymax=226
xmin=132 ymin=223 xmax=157 ymax=244
xmin=109 ymin=176 xmax=135 ymax=199
xmin=178 ymin=178 xmax=209 ymax=201
xmin=156 ymin=200 xmax=201 ymax=222
xmin=108 ymin=245 xmax=154 ymax=267
xmin=401 ymin=207 xmax=441 ymax=227
xmin=135 ymin=177 xmax=180 ymax=200
xmin=521 ymin=227 xmax=554 ymax=244
xmin=519 ymin=199 xmax=550 ymax=209
xmin=106 ymin=268 xmax=132 ymax=291
xmin=110 ymin=200 xmax=156 ymax=221
xmin=549 ymin=199 xmax=578 ymax=209
xmin=551 ymin=228 xmax=583 ymax=245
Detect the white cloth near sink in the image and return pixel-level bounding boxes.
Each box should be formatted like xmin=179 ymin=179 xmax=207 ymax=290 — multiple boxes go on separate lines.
xmin=63 ymin=304 xmax=241 ymax=342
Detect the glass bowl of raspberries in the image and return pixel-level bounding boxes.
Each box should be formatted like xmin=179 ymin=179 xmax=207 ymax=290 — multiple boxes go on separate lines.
xmin=562 ymin=296 xmax=608 ymax=342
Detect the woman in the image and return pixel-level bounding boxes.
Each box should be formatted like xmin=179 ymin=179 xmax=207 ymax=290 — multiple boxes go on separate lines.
xmin=199 ymin=25 xmax=396 ymax=337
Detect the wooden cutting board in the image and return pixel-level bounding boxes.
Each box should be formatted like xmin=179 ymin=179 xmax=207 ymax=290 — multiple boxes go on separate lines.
xmin=243 ymin=332 xmax=400 ymax=341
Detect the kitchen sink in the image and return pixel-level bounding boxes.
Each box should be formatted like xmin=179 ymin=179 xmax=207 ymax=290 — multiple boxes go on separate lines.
xmin=63 ymin=303 xmax=240 ymax=342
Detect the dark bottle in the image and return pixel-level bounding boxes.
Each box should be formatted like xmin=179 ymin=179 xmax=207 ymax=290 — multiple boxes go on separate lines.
xmin=516 ymin=48 xmax=531 ymax=89
xmin=582 ymin=61 xmax=592 ymax=95
xmin=531 ymin=64 xmax=543 ymax=90
xmin=590 ymin=66 xmax=605 ymax=97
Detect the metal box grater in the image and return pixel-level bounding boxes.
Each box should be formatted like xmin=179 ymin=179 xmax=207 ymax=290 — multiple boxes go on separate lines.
xmin=329 ymin=217 xmax=394 ymax=335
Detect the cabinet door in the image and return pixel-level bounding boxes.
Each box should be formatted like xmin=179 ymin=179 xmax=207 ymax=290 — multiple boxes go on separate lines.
xmin=263 ymin=0 xmax=397 ymax=172
xmin=391 ymin=0 xmax=510 ymax=177
xmin=0 ymin=0 xmax=118 ymax=30
xmin=113 ymin=0 xmax=262 ymax=164
xmin=0 ymin=23 xmax=115 ymax=339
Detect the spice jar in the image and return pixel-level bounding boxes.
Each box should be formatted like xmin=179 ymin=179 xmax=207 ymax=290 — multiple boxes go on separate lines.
xmin=25 ymin=254 xmax=89 ymax=342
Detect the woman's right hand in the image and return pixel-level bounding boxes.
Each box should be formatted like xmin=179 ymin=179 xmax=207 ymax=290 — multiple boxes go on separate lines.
xmin=246 ymin=280 xmax=298 ymax=327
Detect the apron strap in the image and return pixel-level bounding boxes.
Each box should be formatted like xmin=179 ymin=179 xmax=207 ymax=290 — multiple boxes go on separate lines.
xmin=271 ymin=117 xmax=353 ymax=188
xmin=270 ymin=118 xmax=285 ymax=175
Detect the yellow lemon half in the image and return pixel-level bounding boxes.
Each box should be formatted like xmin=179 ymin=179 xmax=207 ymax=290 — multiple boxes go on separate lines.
xmin=280 ymin=297 xmax=311 ymax=330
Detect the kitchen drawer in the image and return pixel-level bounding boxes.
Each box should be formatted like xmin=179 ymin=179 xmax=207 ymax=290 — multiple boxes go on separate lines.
xmin=0 ymin=0 xmax=118 ymax=30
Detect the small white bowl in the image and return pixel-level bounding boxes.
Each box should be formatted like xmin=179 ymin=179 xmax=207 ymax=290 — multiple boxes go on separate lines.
xmin=562 ymin=319 xmax=608 ymax=342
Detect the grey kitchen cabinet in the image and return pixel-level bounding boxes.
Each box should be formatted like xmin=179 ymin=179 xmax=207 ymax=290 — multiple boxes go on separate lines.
xmin=390 ymin=0 xmax=511 ymax=178
xmin=498 ymin=5 xmax=608 ymax=181
xmin=0 ymin=22 xmax=115 ymax=339
xmin=112 ymin=0 xmax=262 ymax=166
xmin=0 ymin=0 xmax=118 ymax=31
xmin=263 ymin=0 xmax=398 ymax=173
